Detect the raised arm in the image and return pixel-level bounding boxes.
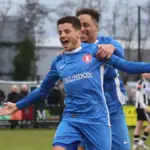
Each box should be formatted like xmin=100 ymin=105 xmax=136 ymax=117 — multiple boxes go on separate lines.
xmin=106 ymin=55 xmax=150 ymax=74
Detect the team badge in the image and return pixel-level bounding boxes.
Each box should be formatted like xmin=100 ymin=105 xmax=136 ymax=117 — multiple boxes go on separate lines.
xmin=82 ymin=54 xmax=92 ymax=63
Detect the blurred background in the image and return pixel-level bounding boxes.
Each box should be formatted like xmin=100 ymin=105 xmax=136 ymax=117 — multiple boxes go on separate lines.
xmin=0 ymin=0 xmax=150 ymax=150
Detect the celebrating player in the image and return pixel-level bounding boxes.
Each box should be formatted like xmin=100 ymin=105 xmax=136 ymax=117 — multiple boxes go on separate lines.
xmin=0 ymin=16 xmax=150 ymax=150
xmin=76 ymin=8 xmax=130 ymax=150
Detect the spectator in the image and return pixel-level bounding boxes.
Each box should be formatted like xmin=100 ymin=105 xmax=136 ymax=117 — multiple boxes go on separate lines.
xmin=47 ymin=81 xmax=65 ymax=121
xmin=36 ymin=84 xmax=46 ymax=120
xmin=0 ymin=89 xmax=5 ymax=105
xmin=7 ymin=85 xmax=20 ymax=103
xmin=19 ymin=84 xmax=33 ymax=128
xmin=47 ymin=83 xmax=63 ymax=105
xmin=19 ymin=84 xmax=29 ymax=99
xmin=7 ymin=85 xmax=20 ymax=128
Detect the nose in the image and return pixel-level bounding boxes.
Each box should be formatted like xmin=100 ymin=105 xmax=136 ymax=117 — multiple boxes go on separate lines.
xmin=81 ymin=26 xmax=85 ymax=34
xmin=60 ymin=32 xmax=66 ymax=38
xmin=81 ymin=30 xmax=85 ymax=34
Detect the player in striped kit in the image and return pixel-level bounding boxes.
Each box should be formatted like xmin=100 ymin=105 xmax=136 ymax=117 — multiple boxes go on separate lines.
xmin=133 ymin=73 xmax=150 ymax=150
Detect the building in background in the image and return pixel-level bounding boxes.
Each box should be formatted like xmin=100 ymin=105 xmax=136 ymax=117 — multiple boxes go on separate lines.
xmin=0 ymin=16 xmax=62 ymax=80
xmin=0 ymin=16 xmax=150 ymax=81
xmin=0 ymin=16 xmax=21 ymax=80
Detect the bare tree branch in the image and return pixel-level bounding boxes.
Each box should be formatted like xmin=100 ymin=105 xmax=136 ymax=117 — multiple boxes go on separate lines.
xmin=17 ymin=0 xmax=52 ymax=44
xmin=0 ymin=0 xmax=12 ymax=41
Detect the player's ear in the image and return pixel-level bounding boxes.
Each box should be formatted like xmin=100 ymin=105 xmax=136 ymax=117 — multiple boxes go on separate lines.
xmin=77 ymin=30 xmax=82 ymax=39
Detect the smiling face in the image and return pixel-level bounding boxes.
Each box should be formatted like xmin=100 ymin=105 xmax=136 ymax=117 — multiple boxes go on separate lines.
xmin=58 ymin=23 xmax=81 ymax=51
xmin=78 ymin=14 xmax=98 ymax=43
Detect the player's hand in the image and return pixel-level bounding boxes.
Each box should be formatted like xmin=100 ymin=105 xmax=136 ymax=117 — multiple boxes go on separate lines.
xmin=96 ymin=44 xmax=115 ymax=60
xmin=144 ymin=107 xmax=150 ymax=113
xmin=0 ymin=102 xmax=18 ymax=115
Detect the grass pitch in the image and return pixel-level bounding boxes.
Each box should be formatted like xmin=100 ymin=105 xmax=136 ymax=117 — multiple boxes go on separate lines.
xmin=0 ymin=128 xmax=150 ymax=150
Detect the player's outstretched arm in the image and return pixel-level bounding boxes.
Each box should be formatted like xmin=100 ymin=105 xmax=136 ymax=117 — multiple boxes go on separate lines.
xmin=16 ymin=68 xmax=59 ymax=110
xmin=0 ymin=72 xmax=59 ymax=116
xmin=106 ymin=55 xmax=150 ymax=74
xmin=0 ymin=61 xmax=59 ymax=116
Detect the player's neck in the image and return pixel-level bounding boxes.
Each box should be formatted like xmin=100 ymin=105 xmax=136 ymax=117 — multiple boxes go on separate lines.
xmin=87 ymin=37 xmax=97 ymax=44
xmin=66 ymin=46 xmax=82 ymax=54
xmin=66 ymin=41 xmax=82 ymax=54
xmin=75 ymin=41 xmax=81 ymax=49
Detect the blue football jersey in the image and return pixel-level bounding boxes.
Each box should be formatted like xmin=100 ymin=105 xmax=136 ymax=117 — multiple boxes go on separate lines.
xmin=17 ymin=43 xmax=110 ymax=125
xmin=96 ymin=36 xmax=126 ymax=114
xmin=16 ymin=43 xmax=150 ymax=125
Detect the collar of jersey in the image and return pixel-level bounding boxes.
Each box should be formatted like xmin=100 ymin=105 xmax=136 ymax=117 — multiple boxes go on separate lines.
xmin=65 ymin=46 xmax=82 ymax=54
xmin=94 ymin=40 xmax=98 ymax=44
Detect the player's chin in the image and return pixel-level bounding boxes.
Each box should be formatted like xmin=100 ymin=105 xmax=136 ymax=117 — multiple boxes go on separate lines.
xmin=81 ymin=36 xmax=88 ymax=43
xmin=64 ymin=46 xmax=72 ymax=52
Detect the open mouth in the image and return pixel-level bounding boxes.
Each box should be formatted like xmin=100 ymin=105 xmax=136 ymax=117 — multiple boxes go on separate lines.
xmin=61 ymin=40 xmax=69 ymax=47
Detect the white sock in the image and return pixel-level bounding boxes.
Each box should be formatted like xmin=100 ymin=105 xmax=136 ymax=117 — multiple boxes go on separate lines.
xmin=138 ymin=140 xmax=144 ymax=145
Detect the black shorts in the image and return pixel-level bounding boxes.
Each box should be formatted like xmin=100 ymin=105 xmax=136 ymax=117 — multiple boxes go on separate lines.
xmin=136 ymin=108 xmax=150 ymax=121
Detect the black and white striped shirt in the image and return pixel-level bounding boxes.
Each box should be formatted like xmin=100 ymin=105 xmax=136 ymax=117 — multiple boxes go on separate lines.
xmin=135 ymin=79 xmax=150 ymax=109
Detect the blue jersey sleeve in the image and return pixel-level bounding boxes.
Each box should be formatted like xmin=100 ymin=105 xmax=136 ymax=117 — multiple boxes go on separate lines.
xmin=106 ymin=37 xmax=124 ymax=58
xmin=90 ymin=39 xmax=124 ymax=59
xmin=90 ymin=44 xmax=99 ymax=56
xmin=107 ymin=55 xmax=150 ymax=74
xmin=16 ymin=59 xmax=59 ymax=110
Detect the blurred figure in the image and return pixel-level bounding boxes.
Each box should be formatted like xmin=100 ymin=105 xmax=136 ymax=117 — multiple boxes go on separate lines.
xmin=7 ymin=85 xmax=20 ymax=128
xmin=0 ymin=89 xmax=5 ymax=105
xmin=47 ymin=81 xmax=63 ymax=105
xmin=36 ymin=84 xmax=46 ymax=120
xmin=7 ymin=85 xmax=20 ymax=103
xmin=47 ymin=80 xmax=65 ymax=121
xmin=133 ymin=73 xmax=150 ymax=150
xmin=19 ymin=84 xmax=29 ymax=99
xmin=19 ymin=84 xmax=32 ymax=128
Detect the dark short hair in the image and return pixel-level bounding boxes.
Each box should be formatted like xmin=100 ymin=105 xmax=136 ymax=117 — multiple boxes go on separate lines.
xmin=76 ymin=8 xmax=100 ymax=23
xmin=57 ymin=16 xmax=81 ymax=30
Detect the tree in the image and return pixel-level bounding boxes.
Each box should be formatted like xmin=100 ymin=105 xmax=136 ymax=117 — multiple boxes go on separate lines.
xmin=13 ymin=37 xmax=35 ymax=81
xmin=54 ymin=0 xmax=106 ymax=21
xmin=13 ymin=0 xmax=52 ymax=80
xmin=140 ymin=1 xmax=150 ymax=52
xmin=18 ymin=0 xmax=51 ymax=43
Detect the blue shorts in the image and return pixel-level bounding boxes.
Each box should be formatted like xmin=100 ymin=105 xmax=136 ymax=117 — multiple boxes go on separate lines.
xmin=53 ymin=120 xmax=111 ymax=150
xmin=110 ymin=107 xmax=131 ymax=150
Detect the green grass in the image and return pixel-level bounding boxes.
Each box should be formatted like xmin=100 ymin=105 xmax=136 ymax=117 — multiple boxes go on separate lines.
xmin=128 ymin=127 xmax=150 ymax=150
xmin=0 ymin=129 xmax=55 ymax=150
xmin=0 ymin=128 xmax=150 ymax=150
